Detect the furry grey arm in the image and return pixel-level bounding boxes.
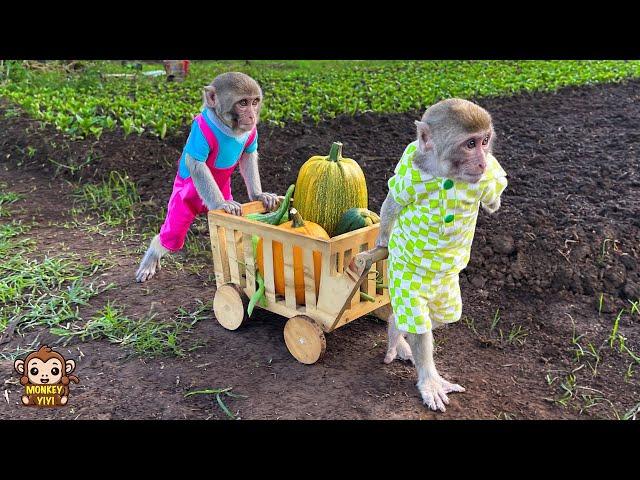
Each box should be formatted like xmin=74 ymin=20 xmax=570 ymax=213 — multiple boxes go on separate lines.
xmin=238 ymin=151 xmax=279 ymax=211
xmin=376 ymin=191 xmax=403 ymax=248
xmin=185 ymin=153 xmax=226 ymax=210
xmin=238 ymin=151 xmax=262 ymax=201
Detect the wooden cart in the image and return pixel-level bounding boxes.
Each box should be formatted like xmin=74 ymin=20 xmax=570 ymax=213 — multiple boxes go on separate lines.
xmin=208 ymin=200 xmax=390 ymax=364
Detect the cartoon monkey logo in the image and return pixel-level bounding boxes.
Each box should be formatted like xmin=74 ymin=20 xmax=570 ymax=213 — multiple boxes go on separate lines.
xmin=14 ymin=345 xmax=79 ymax=407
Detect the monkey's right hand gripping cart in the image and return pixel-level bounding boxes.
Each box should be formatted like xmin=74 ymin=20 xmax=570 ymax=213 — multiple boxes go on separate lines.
xmin=208 ymin=200 xmax=390 ymax=364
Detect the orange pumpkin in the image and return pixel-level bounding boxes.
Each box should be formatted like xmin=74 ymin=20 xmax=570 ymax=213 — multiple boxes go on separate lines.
xmin=256 ymin=209 xmax=330 ymax=304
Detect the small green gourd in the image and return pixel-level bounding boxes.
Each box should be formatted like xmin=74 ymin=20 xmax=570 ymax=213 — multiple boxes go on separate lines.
xmin=246 ymin=184 xmax=295 ymax=225
xmin=334 ymin=208 xmax=381 ymax=236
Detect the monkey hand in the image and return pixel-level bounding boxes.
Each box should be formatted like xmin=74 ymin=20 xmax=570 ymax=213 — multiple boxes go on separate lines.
xmin=22 ymin=395 xmax=29 ymax=405
xmin=256 ymin=192 xmax=280 ymax=212
xmin=219 ymin=200 xmax=243 ymax=216
xmin=374 ymin=237 xmax=388 ymax=249
xmin=417 ymin=374 xmax=465 ymax=413
xmin=481 ymin=197 xmax=501 ymax=214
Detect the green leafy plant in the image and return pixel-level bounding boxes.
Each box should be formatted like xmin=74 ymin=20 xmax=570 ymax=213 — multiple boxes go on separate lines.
xmin=3 ymin=60 xmax=640 ymax=139
xmin=598 ymin=293 xmax=604 ymax=316
xmin=609 ymin=309 xmax=624 ymax=348
xmin=490 ymin=308 xmax=501 ymax=332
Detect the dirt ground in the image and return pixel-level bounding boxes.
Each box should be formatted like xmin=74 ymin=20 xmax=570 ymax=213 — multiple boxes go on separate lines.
xmin=0 ymin=79 xmax=638 ymax=420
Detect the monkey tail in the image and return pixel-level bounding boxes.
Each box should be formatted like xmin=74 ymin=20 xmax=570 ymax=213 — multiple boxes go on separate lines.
xmin=68 ymin=375 xmax=80 ymax=384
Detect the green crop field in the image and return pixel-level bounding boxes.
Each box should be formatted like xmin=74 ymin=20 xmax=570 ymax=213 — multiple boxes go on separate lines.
xmin=1 ymin=60 xmax=639 ymax=139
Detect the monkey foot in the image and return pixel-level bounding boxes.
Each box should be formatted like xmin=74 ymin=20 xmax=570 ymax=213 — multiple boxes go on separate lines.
xmin=384 ymin=337 xmax=414 ymax=365
xmin=396 ymin=338 xmax=414 ymax=364
xmin=417 ymin=375 xmax=465 ymax=412
xmin=135 ymin=255 xmax=161 ymax=283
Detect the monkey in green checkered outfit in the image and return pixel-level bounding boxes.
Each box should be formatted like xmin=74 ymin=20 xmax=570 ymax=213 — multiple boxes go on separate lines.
xmin=375 ymin=98 xmax=507 ymax=412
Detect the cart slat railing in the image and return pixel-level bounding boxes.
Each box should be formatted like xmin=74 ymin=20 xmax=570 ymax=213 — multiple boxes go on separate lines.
xmin=208 ymin=201 xmax=389 ymax=332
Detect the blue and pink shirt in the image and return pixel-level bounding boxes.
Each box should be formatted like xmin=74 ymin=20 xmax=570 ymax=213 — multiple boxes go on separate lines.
xmin=177 ymin=108 xmax=258 ymax=179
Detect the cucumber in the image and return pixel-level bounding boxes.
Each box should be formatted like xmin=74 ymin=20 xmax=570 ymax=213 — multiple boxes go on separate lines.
xmin=245 ymin=185 xmax=295 ymax=314
xmin=248 ymin=271 xmax=266 ymax=317
xmin=246 ymin=184 xmax=295 ymax=225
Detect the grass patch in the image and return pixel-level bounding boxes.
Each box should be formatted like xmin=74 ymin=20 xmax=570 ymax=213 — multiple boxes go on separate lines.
xmin=72 ymin=171 xmax=140 ymax=228
xmin=2 ymin=60 xmax=640 ymax=138
xmin=0 ymin=337 xmax=42 ymax=361
xmin=549 ymin=309 xmax=640 ymax=417
xmin=0 ymin=254 xmax=114 ymax=334
xmin=549 ymin=369 xmax=620 ymax=418
xmin=490 ymin=308 xmax=501 ymax=332
xmin=51 ymin=300 xmax=211 ymax=357
xmin=462 ymin=309 xmax=528 ymax=348
xmin=49 ymin=151 xmax=95 ymax=177
xmin=495 ymin=412 xmax=516 ymax=420
xmin=598 ymin=293 xmax=604 ymax=316
xmin=597 ymin=238 xmax=621 ymax=268
xmin=623 ymin=402 xmax=640 ymax=420
xmin=608 ymin=309 xmax=623 ymax=348
xmin=624 ymin=363 xmax=634 ymax=382
xmin=0 ymin=218 xmax=114 ymax=335
xmin=0 ymin=184 xmax=24 ymax=217
xmin=185 ymin=386 xmax=247 ymax=420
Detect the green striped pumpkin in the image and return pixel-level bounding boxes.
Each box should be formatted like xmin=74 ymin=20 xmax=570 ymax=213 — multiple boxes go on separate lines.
xmin=334 ymin=208 xmax=380 ymax=236
xmin=293 ymin=142 xmax=368 ymax=237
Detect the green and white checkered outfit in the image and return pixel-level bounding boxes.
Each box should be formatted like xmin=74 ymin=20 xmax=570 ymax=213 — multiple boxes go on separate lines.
xmin=387 ymin=141 xmax=507 ymax=334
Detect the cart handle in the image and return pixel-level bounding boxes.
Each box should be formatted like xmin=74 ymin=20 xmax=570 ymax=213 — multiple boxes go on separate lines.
xmin=348 ymin=246 xmax=389 ymax=279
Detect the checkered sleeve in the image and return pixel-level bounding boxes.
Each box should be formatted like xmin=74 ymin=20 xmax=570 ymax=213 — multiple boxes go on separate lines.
xmin=387 ymin=143 xmax=420 ymax=207
xmin=480 ymin=155 xmax=508 ymax=206
xmin=480 ymin=173 xmax=508 ymax=206
xmin=387 ymin=174 xmax=416 ymax=207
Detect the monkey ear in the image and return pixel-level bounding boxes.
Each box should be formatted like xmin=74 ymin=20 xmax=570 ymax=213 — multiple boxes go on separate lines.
xmin=65 ymin=359 xmax=76 ymax=374
xmin=415 ymin=121 xmax=434 ymax=153
xmin=203 ymin=85 xmax=216 ymax=108
xmin=14 ymin=359 xmax=24 ymax=374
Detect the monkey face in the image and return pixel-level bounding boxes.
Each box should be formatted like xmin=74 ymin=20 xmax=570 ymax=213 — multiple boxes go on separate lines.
xmin=232 ymin=95 xmax=261 ymax=132
xmin=26 ymin=358 xmax=64 ymax=384
xmin=204 ymin=73 xmax=263 ymax=135
xmin=416 ymin=98 xmax=495 ymax=184
xmin=447 ymin=130 xmax=493 ymax=183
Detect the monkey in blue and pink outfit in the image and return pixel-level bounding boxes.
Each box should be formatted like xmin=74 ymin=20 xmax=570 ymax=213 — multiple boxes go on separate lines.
xmin=136 ymin=72 xmax=280 ymax=283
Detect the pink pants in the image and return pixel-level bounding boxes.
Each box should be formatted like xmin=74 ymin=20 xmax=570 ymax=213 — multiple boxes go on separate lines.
xmin=158 ymin=174 xmax=233 ymax=252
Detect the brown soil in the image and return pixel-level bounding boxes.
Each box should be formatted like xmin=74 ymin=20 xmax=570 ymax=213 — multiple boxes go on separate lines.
xmin=0 ymin=79 xmax=638 ymax=420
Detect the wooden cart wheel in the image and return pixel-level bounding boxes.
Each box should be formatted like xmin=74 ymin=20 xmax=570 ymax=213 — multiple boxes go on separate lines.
xmin=213 ymin=283 xmax=249 ymax=331
xmin=284 ymin=315 xmax=327 ymax=365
